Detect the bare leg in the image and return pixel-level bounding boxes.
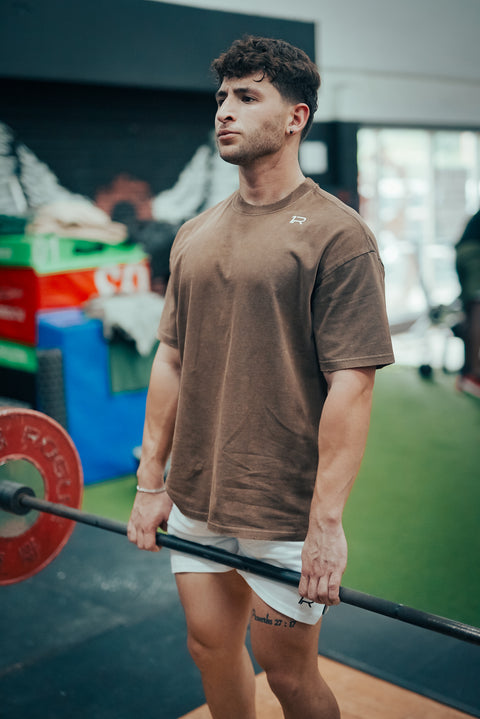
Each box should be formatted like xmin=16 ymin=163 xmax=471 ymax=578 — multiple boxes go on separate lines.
xmin=176 ymin=570 xmax=256 ymax=719
xmin=250 ymin=595 xmax=340 ymax=719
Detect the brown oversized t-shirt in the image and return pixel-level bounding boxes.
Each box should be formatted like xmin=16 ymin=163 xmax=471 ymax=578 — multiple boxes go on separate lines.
xmin=159 ymin=178 xmax=394 ymax=540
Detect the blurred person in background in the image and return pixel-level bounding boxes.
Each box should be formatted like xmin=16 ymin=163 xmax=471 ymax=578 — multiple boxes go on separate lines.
xmin=455 ymin=209 xmax=480 ymax=398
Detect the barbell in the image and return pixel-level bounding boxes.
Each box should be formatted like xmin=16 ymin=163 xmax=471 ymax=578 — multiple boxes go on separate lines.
xmin=1 ymin=407 xmax=479 ymax=646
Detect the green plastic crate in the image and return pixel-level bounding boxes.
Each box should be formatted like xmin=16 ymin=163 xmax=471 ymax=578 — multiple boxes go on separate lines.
xmin=0 ymin=234 xmax=147 ymax=273
xmin=0 ymin=338 xmax=37 ymax=372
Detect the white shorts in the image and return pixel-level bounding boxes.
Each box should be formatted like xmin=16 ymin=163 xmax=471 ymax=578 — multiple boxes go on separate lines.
xmin=167 ymin=504 xmax=326 ymax=625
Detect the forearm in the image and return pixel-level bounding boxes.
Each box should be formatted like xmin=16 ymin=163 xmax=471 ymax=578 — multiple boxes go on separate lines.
xmin=309 ymin=367 xmax=375 ymax=527
xmin=299 ymin=368 xmax=375 ymax=604
xmin=137 ymin=342 xmax=181 ymax=489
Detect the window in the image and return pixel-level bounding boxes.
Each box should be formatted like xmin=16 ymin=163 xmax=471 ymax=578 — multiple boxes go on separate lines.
xmin=357 ymin=128 xmax=480 ymax=326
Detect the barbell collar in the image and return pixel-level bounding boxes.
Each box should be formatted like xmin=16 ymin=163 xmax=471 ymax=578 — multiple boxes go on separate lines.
xmin=0 ymin=480 xmax=35 ymax=515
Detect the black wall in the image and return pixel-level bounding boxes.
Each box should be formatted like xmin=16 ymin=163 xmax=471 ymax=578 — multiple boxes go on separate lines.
xmin=1 ymin=79 xmax=215 ymax=200
xmin=0 ymin=0 xmax=315 ymax=91
xmin=308 ymin=122 xmax=360 ymax=210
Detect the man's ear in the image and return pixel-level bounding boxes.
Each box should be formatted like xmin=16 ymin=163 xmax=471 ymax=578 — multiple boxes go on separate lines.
xmin=287 ymin=103 xmax=310 ymax=137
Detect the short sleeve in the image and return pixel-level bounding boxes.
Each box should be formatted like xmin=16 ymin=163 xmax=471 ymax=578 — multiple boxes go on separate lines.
xmin=157 ymin=279 xmax=178 ymax=347
xmin=312 ymin=251 xmax=394 ymax=371
xmin=156 ymin=237 xmax=180 ymax=350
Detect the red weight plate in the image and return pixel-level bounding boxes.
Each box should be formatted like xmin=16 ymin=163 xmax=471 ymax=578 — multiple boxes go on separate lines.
xmin=0 ymin=408 xmax=83 ymax=585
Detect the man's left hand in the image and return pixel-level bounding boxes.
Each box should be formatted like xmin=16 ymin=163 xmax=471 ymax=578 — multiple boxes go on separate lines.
xmin=299 ymin=522 xmax=347 ymax=605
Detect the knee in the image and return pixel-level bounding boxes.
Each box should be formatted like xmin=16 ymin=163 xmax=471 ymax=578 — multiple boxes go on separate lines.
xmin=186 ymin=631 xmax=217 ymax=671
xmin=253 ymin=646 xmax=301 ymax=703
xmin=264 ymin=664 xmax=340 ymax=718
xmin=264 ymin=667 xmax=303 ymax=705
xmin=253 ymin=645 xmax=313 ymax=706
xmin=186 ymin=629 xmax=234 ymax=673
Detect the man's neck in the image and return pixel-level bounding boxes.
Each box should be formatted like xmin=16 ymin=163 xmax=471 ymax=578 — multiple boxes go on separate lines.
xmin=237 ymin=154 xmax=305 ymax=206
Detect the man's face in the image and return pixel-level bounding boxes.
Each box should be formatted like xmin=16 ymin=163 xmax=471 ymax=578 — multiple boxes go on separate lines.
xmin=215 ymin=74 xmax=292 ymax=166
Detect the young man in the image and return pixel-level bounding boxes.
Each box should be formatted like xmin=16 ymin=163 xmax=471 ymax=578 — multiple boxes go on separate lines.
xmin=128 ymin=36 xmax=394 ymax=718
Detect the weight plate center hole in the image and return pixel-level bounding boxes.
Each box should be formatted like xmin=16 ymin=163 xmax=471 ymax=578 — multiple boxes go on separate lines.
xmin=0 ymin=459 xmax=44 ymax=537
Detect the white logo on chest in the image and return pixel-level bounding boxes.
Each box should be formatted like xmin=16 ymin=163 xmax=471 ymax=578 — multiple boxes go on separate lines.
xmin=290 ymin=215 xmax=307 ymax=224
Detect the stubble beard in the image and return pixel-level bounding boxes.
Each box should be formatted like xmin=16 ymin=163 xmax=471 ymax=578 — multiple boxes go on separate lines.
xmin=217 ymin=120 xmax=285 ymax=167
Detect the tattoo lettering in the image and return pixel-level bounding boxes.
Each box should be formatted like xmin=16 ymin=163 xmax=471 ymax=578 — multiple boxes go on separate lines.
xmin=251 ymin=608 xmax=296 ymax=628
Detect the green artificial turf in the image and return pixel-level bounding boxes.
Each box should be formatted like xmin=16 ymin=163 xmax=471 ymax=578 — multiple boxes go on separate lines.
xmin=82 ymin=473 xmax=138 ymax=524
xmin=342 ymin=364 xmax=480 ymax=628
xmin=83 ymin=364 xmax=480 ymax=628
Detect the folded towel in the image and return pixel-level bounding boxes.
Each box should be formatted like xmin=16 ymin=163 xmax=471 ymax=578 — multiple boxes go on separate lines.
xmin=85 ymin=292 xmax=165 ymax=356
xmin=27 ymin=199 xmax=128 ymax=244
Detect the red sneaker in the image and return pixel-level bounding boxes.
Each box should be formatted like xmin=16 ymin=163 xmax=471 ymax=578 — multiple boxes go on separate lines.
xmin=456 ymin=374 xmax=480 ymax=399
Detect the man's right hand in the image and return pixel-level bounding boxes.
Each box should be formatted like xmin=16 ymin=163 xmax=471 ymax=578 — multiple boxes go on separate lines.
xmin=127 ymin=491 xmax=173 ymax=552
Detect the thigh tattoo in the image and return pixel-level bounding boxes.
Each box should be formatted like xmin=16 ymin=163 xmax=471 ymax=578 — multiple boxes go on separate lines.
xmin=251 ymin=608 xmax=297 ymax=628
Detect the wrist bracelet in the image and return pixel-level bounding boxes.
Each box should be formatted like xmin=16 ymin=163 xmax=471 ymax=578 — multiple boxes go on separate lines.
xmin=136 ymin=485 xmax=167 ymax=494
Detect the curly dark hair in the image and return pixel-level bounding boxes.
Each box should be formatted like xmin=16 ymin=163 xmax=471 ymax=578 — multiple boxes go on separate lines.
xmin=211 ymin=35 xmax=321 ymax=139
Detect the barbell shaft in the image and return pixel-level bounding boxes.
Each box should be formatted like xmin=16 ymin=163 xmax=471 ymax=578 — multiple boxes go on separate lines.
xmin=2 ymin=481 xmax=480 ymax=646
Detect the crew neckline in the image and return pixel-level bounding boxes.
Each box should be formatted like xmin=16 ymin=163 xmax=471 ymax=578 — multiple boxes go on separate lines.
xmin=232 ymin=178 xmax=316 ymax=215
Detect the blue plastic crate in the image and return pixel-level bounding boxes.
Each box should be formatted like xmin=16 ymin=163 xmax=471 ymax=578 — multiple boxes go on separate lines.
xmin=37 ymin=309 xmax=147 ymax=484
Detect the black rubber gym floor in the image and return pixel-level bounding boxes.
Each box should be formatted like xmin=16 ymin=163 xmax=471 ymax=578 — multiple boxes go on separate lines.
xmin=1 ymin=522 xmax=479 ymax=719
